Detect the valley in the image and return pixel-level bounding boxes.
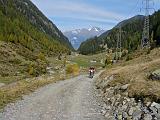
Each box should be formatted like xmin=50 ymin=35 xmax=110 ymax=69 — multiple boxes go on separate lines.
xmin=0 ymin=0 xmax=160 ymax=120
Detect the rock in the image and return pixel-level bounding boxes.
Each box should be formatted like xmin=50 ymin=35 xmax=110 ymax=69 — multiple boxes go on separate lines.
xmin=115 ymin=94 xmax=121 ymax=101
xmin=157 ymin=108 xmax=160 ymax=114
xmin=150 ymin=106 xmax=157 ymax=114
xmin=146 ymin=102 xmax=151 ymax=107
xmin=132 ymin=110 xmax=142 ymax=120
xmin=104 ymin=113 xmax=110 ymax=118
xmin=151 ymin=102 xmax=160 ymax=109
xmin=101 ymin=109 xmax=106 ymax=115
xmin=142 ymin=107 xmax=150 ymax=114
xmin=155 ymin=113 xmax=160 ymax=119
xmin=144 ymin=114 xmax=152 ymax=120
xmin=122 ymin=112 xmax=128 ymax=119
xmin=149 ymin=69 xmax=160 ymax=80
xmin=115 ymin=102 xmax=120 ymax=107
xmin=122 ymin=105 xmax=128 ymax=111
xmin=128 ymin=107 xmax=134 ymax=116
xmin=126 ymin=98 xmax=131 ymax=102
xmin=0 ymin=83 xmax=5 ymax=87
xmin=105 ymin=106 xmax=111 ymax=110
xmin=120 ymin=84 xmax=130 ymax=91
xmin=109 ymin=75 xmax=114 ymax=81
xmin=111 ymin=97 xmax=116 ymax=106
xmin=137 ymin=101 xmax=142 ymax=108
xmin=123 ymin=100 xmax=127 ymax=105
xmin=104 ymin=75 xmax=114 ymax=81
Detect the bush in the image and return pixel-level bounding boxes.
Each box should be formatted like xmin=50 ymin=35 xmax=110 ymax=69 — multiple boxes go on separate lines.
xmin=28 ymin=63 xmax=35 ymax=76
xmin=37 ymin=52 xmax=46 ymax=61
xmin=28 ymin=66 xmax=34 ymax=75
xmin=126 ymin=54 xmax=132 ymax=61
xmin=146 ymin=48 xmax=151 ymax=54
xmin=66 ymin=64 xmax=80 ymax=76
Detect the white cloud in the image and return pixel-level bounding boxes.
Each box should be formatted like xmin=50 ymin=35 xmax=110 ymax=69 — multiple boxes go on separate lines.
xmin=32 ymin=0 xmax=127 ymax=22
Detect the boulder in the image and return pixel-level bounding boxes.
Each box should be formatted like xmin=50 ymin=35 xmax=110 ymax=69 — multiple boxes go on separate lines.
xmin=155 ymin=113 xmax=160 ymax=119
xmin=122 ymin=112 xmax=128 ymax=119
xmin=151 ymin=102 xmax=160 ymax=109
xmin=144 ymin=114 xmax=152 ymax=120
xmin=149 ymin=69 xmax=160 ymax=80
xmin=128 ymin=107 xmax=134 ymax=116
xmin=120 ymin=84 xmax=130 ymax=91
xmin=149 ymin=106 xmax=157 ymax=114
xmin=132 ymin=110 xmax=142 ymax=120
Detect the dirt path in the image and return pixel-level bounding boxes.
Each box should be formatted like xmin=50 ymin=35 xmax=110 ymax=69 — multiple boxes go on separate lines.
xmin=0 ymin=73 xmax=106 ymax=120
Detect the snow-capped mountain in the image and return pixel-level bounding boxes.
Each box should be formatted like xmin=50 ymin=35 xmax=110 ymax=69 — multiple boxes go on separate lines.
xmin=63 ymin=27 xmax=105 ymax=49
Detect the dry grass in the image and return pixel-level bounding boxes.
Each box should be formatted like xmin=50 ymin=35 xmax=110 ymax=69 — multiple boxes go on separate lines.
xmin=0 ymin=78 xmax=54 ymax=110
xmin=66 ymin=64 xmax=80 ymax=76
xmin=0 ymin=72 xmax=75 ymax=111
xmin=99 ymin=48 xmax=160 ymax=102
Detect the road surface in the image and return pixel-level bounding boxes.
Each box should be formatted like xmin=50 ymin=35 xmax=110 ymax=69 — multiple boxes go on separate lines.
xmin=0 ymin=74 xmax=106 ymax=120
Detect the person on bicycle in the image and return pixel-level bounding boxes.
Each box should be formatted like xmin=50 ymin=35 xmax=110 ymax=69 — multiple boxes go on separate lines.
xmin=89 ymin=67 xmax=95 ymax=78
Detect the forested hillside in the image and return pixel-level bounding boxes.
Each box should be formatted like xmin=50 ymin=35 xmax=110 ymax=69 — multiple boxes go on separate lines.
xmin=0 ymin=0 xmax=73 ymax=77
xmin=0 ymin=0 xmax=73 ymax=54
xmin=78 ymin=11 xmax=160 ymax=55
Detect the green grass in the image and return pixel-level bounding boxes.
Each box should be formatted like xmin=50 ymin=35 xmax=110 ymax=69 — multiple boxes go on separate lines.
xmin=70 ymin=53 xmax=105 ymax=68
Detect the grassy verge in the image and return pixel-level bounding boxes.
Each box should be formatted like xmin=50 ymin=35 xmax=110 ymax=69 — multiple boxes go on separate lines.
xmin=0 ymin=71 xmax=78 ymax=111
xmin=70 ymin=54 xmax=104 ymax=68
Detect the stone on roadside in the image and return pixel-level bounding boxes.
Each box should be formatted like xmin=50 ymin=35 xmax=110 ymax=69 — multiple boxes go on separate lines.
xmin=151 ymin=102 xmax=160 ymax=109
xmin=0 ymin=83 xmax=5 ymax=87
xmin=120 ymin=84 xmax=130 ymax=91
xmin=128 ymin=107 xmax=134 ymax=116
xmin=150 ymin=106 xmax=157 ymax=114
xmin=132 ymin=110 xmax=142 ymax=120
xmin=155 ymin=113 xmax=160 ymax=119
xmin=144 ymin=114 xmax=152 ymax=120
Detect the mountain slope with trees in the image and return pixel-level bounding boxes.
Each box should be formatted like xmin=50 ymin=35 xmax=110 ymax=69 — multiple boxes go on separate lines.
xmin=0 ymin=0 xmax=73 ymax=78
xmin=78 ymin=11 xmax=160 ymax=55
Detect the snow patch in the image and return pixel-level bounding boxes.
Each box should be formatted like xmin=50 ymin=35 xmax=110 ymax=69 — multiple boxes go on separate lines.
xmin=72 ymin=31 xmax=78 ymax=34
xmin=73 ymin=37 xmax=77 ymax=40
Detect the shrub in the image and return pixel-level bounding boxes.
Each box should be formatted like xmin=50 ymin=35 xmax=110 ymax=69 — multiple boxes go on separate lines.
xmin=126 ymin=54 xmax=132 ymax=61
xmin=66 ymin=64 xmax=80 ymax=76
xmin=37 ymin=52 xmax=46 ymax=61
xmin=28 ymin=66 xmax=34 ymax=75
xmin=28 ymin=63 xmax=35 ymax=76
xmin=146 ymin=48 xmax=151 ymax=54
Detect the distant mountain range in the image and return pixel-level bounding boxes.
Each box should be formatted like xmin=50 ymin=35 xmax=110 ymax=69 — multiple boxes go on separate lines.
xmin=64 ymin=27 xmax=105 ymax=49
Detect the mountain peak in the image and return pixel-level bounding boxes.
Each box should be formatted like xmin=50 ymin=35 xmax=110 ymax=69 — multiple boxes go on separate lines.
xmin=88 ymin=27 xmax=102 ymax=32
xmin=64 ymin=27 xmax=105 ymax=49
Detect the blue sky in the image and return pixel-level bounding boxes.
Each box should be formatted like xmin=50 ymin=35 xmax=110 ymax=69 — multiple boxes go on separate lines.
xmin=31 ymin=0 xmax=160 ymax=32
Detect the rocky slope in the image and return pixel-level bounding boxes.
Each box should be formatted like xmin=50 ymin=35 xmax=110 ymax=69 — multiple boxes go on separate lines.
xmin=95 ymin=48 xmax=160 ymax=119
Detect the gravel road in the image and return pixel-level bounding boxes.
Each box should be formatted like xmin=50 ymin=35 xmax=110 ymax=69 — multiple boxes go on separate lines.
xmin=0 ymin=74 xmax=106 ymax=120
